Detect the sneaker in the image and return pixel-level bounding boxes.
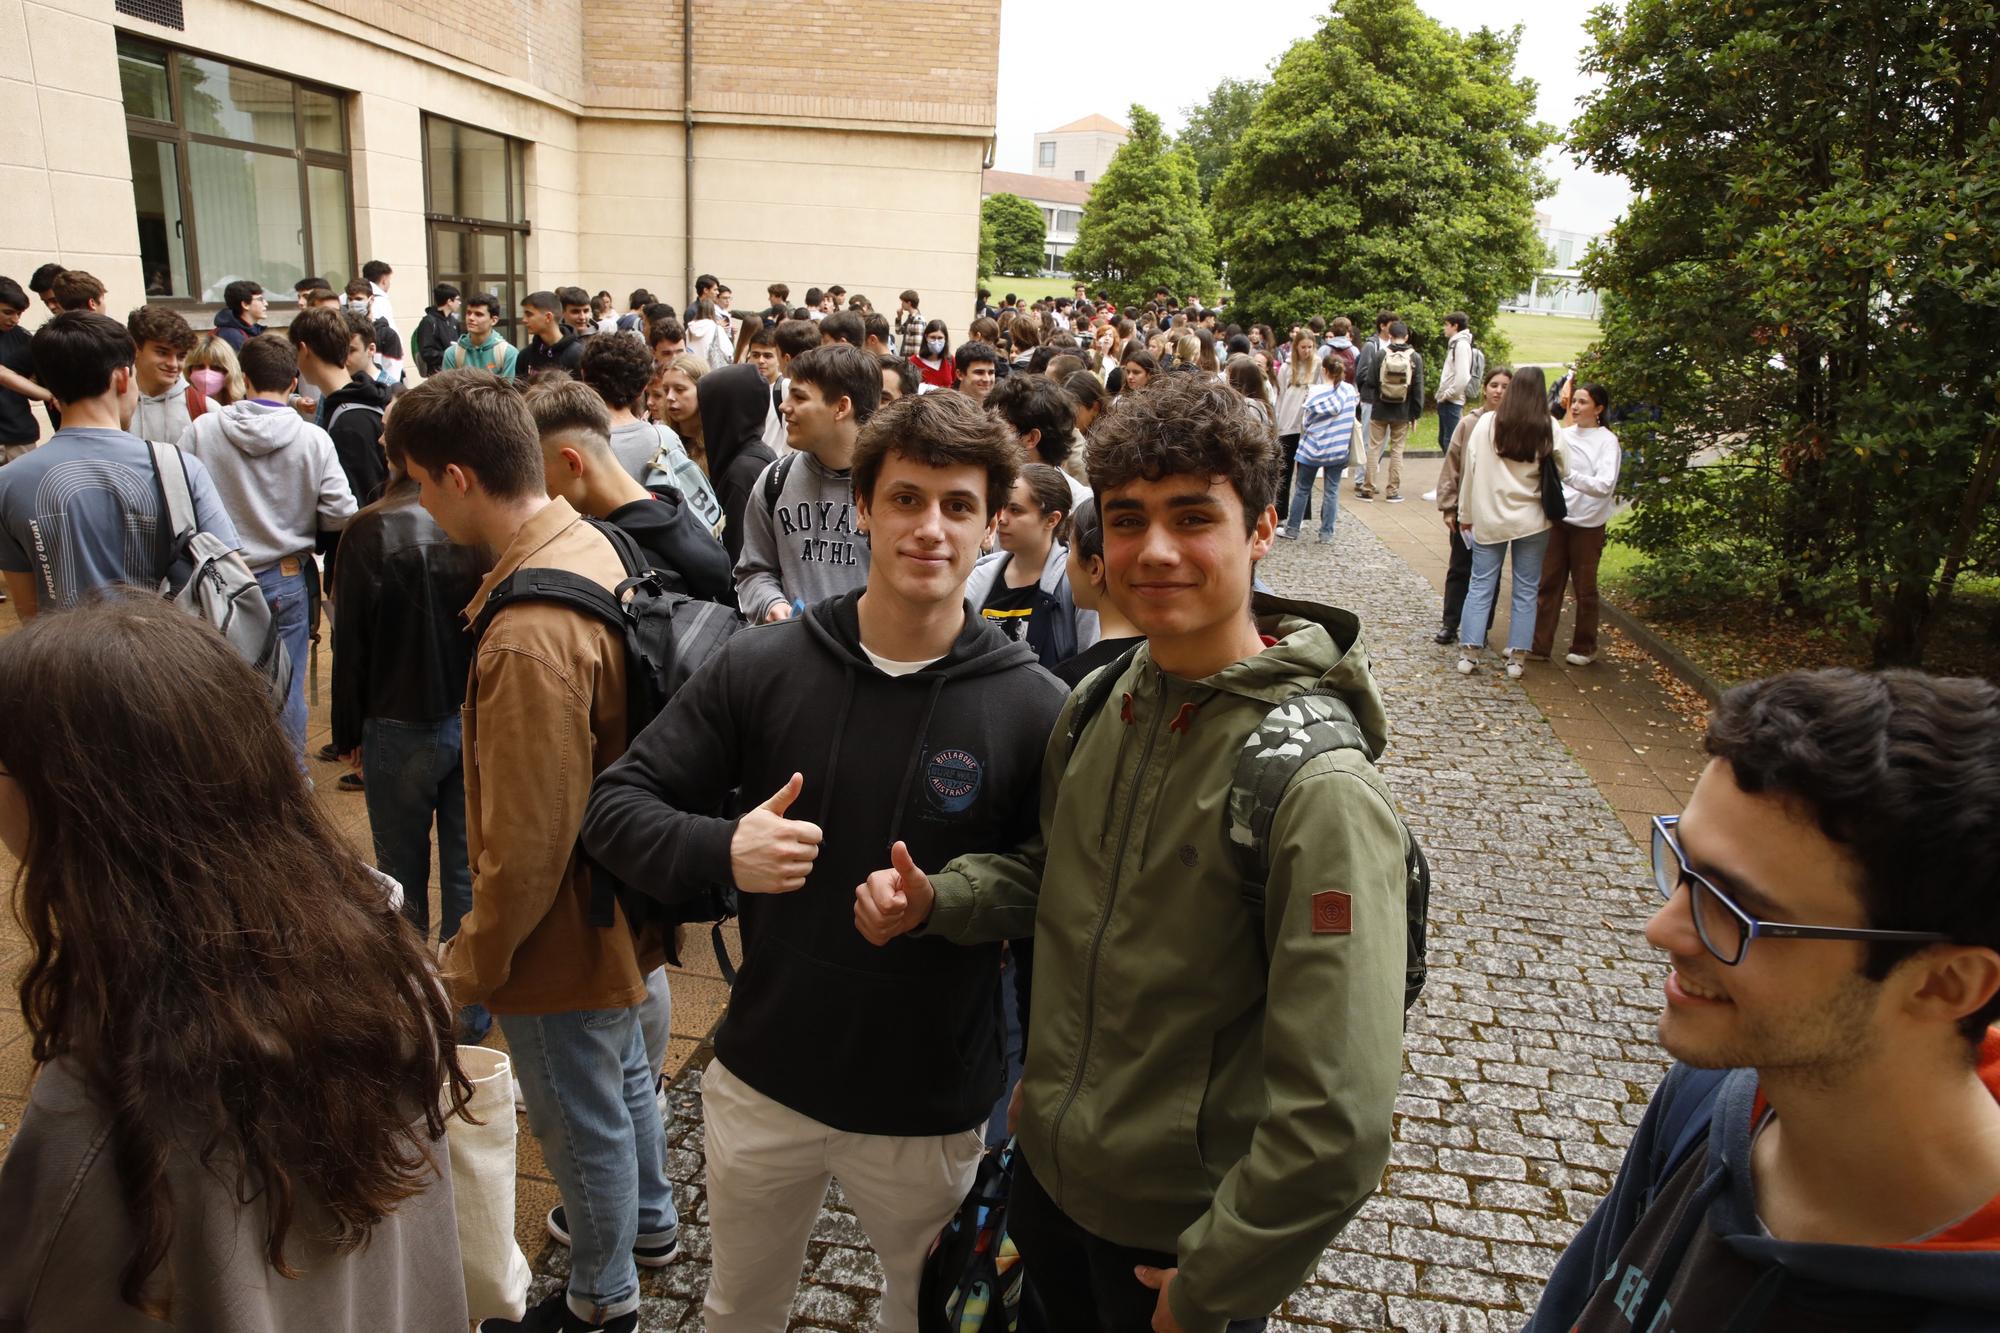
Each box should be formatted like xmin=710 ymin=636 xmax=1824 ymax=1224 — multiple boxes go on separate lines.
xmin=511 ymin=1072 xmax=526 ymax=1114
xmin=1456 ymin=656 xmax=1476 ymax=675
xmin=1385 ymin=492 xmax=1405 ymax=503
xmin=1358 ymin=488 xmax=1377 ymax=501
xmin=547 ymin=1206 xmax=682 ymax=1267
xmin=1565 ymin=652 xmax=1596 ymax=667
xmin=1277 ymin=528 xmax=1298 ymax=540
xmin=1506 ymin=658 xmax=1525 ymax=679
xmin=478 ymin=1288 xmax=637 ymax=1333
xmin=1317 ymin=533 xmax=1335 ymax=545
xmin=337 ymin=772 xmax=365 ymax=792
xmin=316 ymin=742 xmax=339 ymax=762
xmin=1433 ymin=628 xmax=1455 ymax=645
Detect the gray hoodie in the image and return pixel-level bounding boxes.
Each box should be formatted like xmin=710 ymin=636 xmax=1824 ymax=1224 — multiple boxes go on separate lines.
xmin=132 ymin=376 xmax=210 ymax=446
xmin=176 ymin=399 xmax=356 ymax=570
xmin=732 ymin=450 xmax=869 ymax=619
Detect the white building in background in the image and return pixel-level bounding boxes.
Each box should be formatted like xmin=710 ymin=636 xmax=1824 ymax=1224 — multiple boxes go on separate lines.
xmin=980 ymin=170 xmax=1090 ymax=275
xmin=1507 ymin=211 xmax=1605 ymax=319
xmin=1031 ymin=113 xmax=1126 ymax=186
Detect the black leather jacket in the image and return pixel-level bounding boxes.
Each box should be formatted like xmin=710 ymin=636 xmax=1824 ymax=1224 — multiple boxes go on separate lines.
xmin=330 ymin=480 xmax=486 ymax=753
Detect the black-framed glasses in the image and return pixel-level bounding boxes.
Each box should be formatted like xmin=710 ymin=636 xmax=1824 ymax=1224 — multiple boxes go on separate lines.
xmin=1650 ymin=815 xmax=1953 ymax=966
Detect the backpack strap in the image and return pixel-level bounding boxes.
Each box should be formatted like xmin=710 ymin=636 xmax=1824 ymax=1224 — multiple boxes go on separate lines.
xmin=1062 ymin=644 xmax=1144 ymax=762
xmin=327 ymin=401 xmax=385 ymax=433
xmin=762 ymin=450 xmax=799 ymax=516
xmin=146 ymin=440 xmax=199 ymax=561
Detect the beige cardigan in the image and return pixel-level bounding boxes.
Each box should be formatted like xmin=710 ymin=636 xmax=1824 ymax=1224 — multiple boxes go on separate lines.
xmin=1456 ymin=412 xmax=1569 ymax=544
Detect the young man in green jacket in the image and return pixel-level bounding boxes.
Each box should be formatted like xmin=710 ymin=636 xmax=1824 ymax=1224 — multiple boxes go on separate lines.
xmin=856 ymin=373 xmax=1410 ymax=1332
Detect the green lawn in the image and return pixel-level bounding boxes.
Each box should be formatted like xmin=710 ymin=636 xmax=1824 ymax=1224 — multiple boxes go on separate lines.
xmin=1494 ymin=311 xmax=1600 ymax=368
xmin=981 ymin=275 xmax=1085 ymax=304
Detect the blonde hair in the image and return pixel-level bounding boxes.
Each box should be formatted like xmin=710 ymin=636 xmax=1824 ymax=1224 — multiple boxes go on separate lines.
xmin=1287 ymin=332 xmax=1321 ymax=388
xmin=663 ymin=353 xmax=709 ymax=384
xmin=186 ymin=333 xmax=248 ymax=405
xmin=1172 ymin=331 xmax=1201 ymax=366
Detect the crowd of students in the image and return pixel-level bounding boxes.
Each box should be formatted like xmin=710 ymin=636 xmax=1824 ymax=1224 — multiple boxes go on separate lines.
xmin=0 ymin=261 xmax=1996 ymax=1333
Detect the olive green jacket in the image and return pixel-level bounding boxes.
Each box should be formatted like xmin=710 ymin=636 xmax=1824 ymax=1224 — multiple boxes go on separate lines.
xmin=925 ymin=596 xmax=1409 ymax=1332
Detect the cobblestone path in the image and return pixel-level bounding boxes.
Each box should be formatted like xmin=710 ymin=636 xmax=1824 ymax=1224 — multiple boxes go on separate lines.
xmin=535 ymin=513 xmax=1677 ymax=1332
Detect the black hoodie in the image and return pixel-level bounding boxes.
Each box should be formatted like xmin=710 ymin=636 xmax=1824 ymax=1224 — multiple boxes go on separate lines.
xmin=604 ymin=486 xmax=735 ymax=606
xmin=583 ymin=589 xmax=1068 ymax=1135
xmin=695 ymin=363 xmax=778 ymax=563
xmin=321 ymin=374 xmax=391 ymax=508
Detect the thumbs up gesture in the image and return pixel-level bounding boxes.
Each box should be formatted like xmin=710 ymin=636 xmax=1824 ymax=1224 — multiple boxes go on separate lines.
xmin=854 ymin=840 xmax=935 ymax=946
xmin=729 ymin=772 xmax=823 ymax=894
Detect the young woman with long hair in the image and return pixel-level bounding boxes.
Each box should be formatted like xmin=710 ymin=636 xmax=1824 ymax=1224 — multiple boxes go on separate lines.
xmin=1274 ymin=330 xmax=1328 ymax=522
xmin=654 ymin=351 xmax=710 ymax=470
xmin=1433 ymin=365 xmax=1512 ymax=643
xmin=1117 ymin=347 xmax=1159 ymax=395
xmin=1531 ymin=382 xmax=1622 ymax=666
xmin=909 ymin=318 xmax=957 ymax=389
xmin=1225 ymin=354 xmax=1276 ymax=438
xmin=963 ymin=462 xmax=1096 ymax=669
xmin=1454 ymin=364 xmax=1569 ymax=678
xmin=0 ymin=598 xmax=470 ymax=1327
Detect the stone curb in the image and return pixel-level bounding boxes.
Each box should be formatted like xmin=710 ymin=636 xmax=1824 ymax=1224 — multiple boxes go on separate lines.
xmin=1599 ymin=599 xmax=1725 ymax=706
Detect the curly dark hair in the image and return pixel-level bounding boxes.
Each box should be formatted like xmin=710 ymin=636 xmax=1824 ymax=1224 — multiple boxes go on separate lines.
xmin=986 ymin=372 xmax=1076 ymax=466
xmin=1704 ymin=668 xmax=2000 ymax=1047
xmin=579 ymin=329 xmax=655 ymax=410
xmin=1087 ymin=372 xmax=1280 ymax=530
xmin=853 ymin=389 xmax=1021 ymax=520
xmin=0 ymin=598 xmax=470 ymax=1313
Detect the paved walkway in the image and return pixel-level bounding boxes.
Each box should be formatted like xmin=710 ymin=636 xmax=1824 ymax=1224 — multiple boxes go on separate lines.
xmin=0 ymin=473 xmax=1705 ymax=1331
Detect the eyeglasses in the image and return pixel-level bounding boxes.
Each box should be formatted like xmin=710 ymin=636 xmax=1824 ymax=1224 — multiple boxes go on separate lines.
xmin=1650 ymin=815 xmax=1952 ymax=966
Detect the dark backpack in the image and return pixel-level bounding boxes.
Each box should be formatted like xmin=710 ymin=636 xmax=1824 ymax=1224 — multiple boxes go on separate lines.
xmin=1064 ymin=641 xmax=1432 ymax=1012
xmin=918 ymin=1139 xmax=1039 ymax=1333
xmin=471 ymin=518 xmax=745 ymax=970
xmin=761 ymin=449 xmax=800 ymax=515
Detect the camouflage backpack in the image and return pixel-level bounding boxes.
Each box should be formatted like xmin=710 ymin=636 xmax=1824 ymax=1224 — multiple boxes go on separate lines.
xmin=1067 ymin=654 xmax=1431 ymax=1012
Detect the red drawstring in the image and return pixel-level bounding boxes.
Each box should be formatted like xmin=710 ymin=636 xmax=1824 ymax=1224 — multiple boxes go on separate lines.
xmin=1119 ymin=692 xmax=1135 ymax=725
xmin=1169 ymin=701 xmax=1198 ymax=734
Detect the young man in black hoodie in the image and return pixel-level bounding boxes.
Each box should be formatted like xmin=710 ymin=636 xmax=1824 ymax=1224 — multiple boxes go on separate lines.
xmin=1528 ymin=669 xmax=2000 ymax=1333
xmin=582 ymin=391 xmax=1066 ymax=1333
xmin=289 ymin=306 xmax=389 ymax=507
xmin=692 ymin=362 xmax=778 ymax=564
xmin=525 ymin=375 xmax=733 ymax=604
xmin=518 ymin=290 xmax=584 ymax=379
xmin=415 ymin=283 xmax=461 ymax=376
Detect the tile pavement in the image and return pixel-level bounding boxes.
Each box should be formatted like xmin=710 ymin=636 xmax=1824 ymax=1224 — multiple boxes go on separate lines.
xmin=0 ymin=481 xmax=1701 ymax=1329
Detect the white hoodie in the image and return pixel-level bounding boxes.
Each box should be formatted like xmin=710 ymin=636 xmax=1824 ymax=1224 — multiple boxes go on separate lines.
xmin=687 ymin=317 xmax=730 ymax=370
xmin=176 ymin=399 xmax=357 ymax=570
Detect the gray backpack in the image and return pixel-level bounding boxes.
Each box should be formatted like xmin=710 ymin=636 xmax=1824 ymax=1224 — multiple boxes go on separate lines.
xmin=148 ymin=442 xmax=293 ymax=707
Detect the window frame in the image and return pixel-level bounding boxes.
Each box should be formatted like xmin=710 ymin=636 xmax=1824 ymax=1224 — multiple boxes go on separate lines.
xmin=116 ymin=33 xmax=355 ymax=308
xmin=1038 ymin=141 xmax=1057 ymax=167
xmin=420 ymin=112 xmax=533 ymax=343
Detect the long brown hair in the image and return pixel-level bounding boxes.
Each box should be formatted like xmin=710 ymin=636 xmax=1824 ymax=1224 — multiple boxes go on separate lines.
xmin=0 ymin=598 xmax=471 ymax=1315
xmin=1492 ymin=364 xmax=1555 ymax=463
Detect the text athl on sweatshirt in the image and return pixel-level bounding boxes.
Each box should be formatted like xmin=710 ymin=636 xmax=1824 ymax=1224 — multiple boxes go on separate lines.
xmin=774 ymin=493 xmax=864 ymax=568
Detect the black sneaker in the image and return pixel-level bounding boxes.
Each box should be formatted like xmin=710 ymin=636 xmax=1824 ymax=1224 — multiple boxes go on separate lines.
xmin=316 ymin=742 xmax=339 ymax=762
xmin=478 ymin=1288 xmax=637 ymax=1333
xmin=337 ymin=772 xmax=365 ymax=792
xmin=547 ymin=1205 xmax=682 ymax=1267
xmin=1434 ymin=628 xmax=1455 ymax=645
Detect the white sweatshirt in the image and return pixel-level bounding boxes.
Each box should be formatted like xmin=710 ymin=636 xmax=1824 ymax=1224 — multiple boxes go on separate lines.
xmin=1558 ymin=425 xmax=1621 ymax=527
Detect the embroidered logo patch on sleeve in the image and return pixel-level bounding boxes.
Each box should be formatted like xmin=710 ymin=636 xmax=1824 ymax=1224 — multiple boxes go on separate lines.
xmin=1312 ymin=890 xmax=1353 ymax=935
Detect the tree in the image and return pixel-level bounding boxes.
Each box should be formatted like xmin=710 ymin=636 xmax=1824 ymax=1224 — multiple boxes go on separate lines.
xmin=1180 ymin=76 xmax=1266 ymax=207
xmin=1573 ymin=0 xmax=2000 ymax=666
xmin=978 ymin=216 xmax=997 ymax=284
xmin=982 ymin=193 xmax=1047 ymax=277
xmin=1065 ymin=105 xmax=1218 ymax=307
xmin=1212 ymin=0 xmax=1553 ymax=368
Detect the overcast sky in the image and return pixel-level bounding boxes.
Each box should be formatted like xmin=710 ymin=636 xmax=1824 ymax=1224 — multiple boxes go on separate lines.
xmin=993 ymin=0 xmax=1630 ymax=236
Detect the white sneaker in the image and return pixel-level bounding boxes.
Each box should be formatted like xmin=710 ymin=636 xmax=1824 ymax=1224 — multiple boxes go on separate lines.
xmin=1506 ymin=658 xmax=1525 ymax=679
xmin=1456 ymin=656 xmax=1476 ymax=675
xmin=1565 ymin=653 xmax=1595 ymax=667
xmin=511 ymin=1072 xmax=525 ymax=1114
xmin=1421 ymin=489 xmax=1438 ymax=502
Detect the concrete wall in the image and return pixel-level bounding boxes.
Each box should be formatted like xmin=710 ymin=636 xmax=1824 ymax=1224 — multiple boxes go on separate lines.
xmin=1032 ymin=129 xmax=1124 ymax=186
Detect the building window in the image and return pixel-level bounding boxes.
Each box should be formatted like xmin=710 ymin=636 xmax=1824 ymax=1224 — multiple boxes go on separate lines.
xmin=1038 ymin=141 xmax=1057 ymax=167
xmin=423 ymin=115 xmax=530 ymax=342
xmin=1556 ymin=237 xmax=1574 ymax=267
xmin=117 ymin=37 xmax=353 ymax=303
xmin=1074 ymin=170 xmax=1085 ymax=181
xmin=1056 ymin=210 xmax=1081 ymax=232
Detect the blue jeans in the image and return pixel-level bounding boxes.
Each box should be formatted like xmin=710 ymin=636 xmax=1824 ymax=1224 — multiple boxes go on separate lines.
xmin=363 ymin=715 xmax=486 ymax=1041
xmin=1459 ymin=527 xmax=1552 ymax=654
xmin=1437 ymin=399 xmax=1463 ymax=451
xmin=1286 ymin=461 xmax=1344 ymax=539
xmin=502 ymin=1004 xmax=677 ymax=1321
xmin=253 ymin=564 xmax=311 ymax=762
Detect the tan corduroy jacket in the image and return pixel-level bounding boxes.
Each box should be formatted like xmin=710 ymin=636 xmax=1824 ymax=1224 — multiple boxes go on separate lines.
xmin=441 ymin=498 xmax=662 ymax=1014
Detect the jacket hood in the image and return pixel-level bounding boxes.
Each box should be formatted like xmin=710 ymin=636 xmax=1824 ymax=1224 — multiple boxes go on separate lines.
xmin=687 ymin=318 xmax=718 ymax=342
xmin=699 ymin=363 xmax=777 ymax=478
xmin=325 ymin=375 xmax=391 ymax=411
xmin=802 ymin=586 xmax=1041 ymax=683
xmin=964 ymin=542 xmax=1072 ymax=607
xmin=1671 ymin=1043 xmax=2000 ymax=1328
xmin=1328 ymin=335 xmax=1354 ymax=349
xmin=213 ymin=308 xmax=261 ymax=337
xmin=138 ymin=375 xmax=189 ymax=406
xmin=1183 ymin=590 xmax=1391 ymax=759
xmin=215 ymin=399 xmax=309 ymax=457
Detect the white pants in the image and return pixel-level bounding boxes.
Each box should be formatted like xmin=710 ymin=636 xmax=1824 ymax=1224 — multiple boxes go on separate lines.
xmin=700 ymin=1058 xmax=984 ymax=1333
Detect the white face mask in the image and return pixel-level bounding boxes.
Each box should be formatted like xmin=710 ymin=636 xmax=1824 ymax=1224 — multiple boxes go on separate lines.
xmin=925 ymin=337 xmax=946 ymax=356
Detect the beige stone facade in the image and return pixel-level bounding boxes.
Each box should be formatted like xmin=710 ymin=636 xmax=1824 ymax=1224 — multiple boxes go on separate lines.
xmin=1031 ymin=112 xmax=1126 ymax=187
xmin=2 ymin=0 xmax=998 ymax=367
